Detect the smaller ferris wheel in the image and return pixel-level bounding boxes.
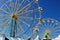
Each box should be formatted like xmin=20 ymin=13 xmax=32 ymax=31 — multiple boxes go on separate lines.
xmin=33 ymin=18 xmax=60 ymax=40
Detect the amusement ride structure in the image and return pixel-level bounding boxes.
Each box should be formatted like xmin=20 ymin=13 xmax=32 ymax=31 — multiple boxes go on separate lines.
xmin=0 ymin=0 xmax=60 ymax=40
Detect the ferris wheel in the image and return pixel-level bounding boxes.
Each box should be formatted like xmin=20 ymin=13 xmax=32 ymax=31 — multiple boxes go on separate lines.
xmin=0 ymin=0 xmax=42 ymax=39
xmin=34 ymin=18 xmax=60 ymax=40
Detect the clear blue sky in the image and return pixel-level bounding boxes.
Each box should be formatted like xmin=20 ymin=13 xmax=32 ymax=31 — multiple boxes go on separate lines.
xmin=39 ymin=0 xmax=60 ymax=22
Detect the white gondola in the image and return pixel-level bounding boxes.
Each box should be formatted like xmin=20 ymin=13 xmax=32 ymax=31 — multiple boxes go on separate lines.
xmin=34 ymin=35 xmax=40 ymax=40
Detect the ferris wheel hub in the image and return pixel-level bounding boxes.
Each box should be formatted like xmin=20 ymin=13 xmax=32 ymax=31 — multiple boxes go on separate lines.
xmin=12 ymin=12 xmax=18 ymax=21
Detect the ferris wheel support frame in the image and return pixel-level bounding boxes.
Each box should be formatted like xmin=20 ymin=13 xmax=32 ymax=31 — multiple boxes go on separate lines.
xmin=10 ymin=13 xmax=18 ymax=38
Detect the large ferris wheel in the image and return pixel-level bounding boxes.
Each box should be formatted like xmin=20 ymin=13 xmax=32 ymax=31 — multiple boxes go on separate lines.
xmin=0 ymin=0 xmax=42 ymax=40
xmin=0 ymin=0 xmax=60 ymax=40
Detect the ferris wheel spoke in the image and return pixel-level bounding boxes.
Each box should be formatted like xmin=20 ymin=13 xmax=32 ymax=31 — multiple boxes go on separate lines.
xmin=15 ymin=0 xmax=20 ymax=11
xmin=39 ymin=24 xmax=46 ymax=31
xmin=12 ymin=0 xmax=19 ymax=12
xmin=19 ymin=8 xmax=38 ymax=15
xmin=24 ymin=26 xmax=33 ymax=35
xmin=42 ymin=20 xmax=47 ymax=28
xmin=0 ymin=13 xmax=9 ymax=16
xmin=20 ymin=0 xmax=41 ymax=13
xmin=10 ymin=0 xmax=14 ymax=7
xmin=18 ymin=0 xmax=40 ymax=13
xmin=18 ymin=22 xmax=25 ymax=34
xmin=23 ymin=0 xmax=40 ymax=13
xmin=0 ymin=14 xmax=10 ymax=21
xmin=19 ymin=14 xmax=35 ymax=21
xmin=52 ymin=26 xmax=60 ymax=32
xmin=17 ymin=21 xmax=28 ymax=37
xmin=18 ymin=10 xmax=38 ymax=21
xmin=0 ymin=8 xmax=10 ymax=14
xmin=1 ymin=19 xmax=9 ymax=26
xmin=20 ymin=3 xmax=35 ymax=13
xmin=15 ymin=0 xmax=19 ymax=12
xmin=18 ymin=26 xmax=28 ymax=38
xmin=1 ymin=20 xmax=9 ymax=31
xmin=50 ymin=23 xmax=58 ymax=32
xmin=49 ymin=22 xmax=54 ymax=29
xmin=22 ymin=15 xmax=38 ymax=20
xmin=0 ymin=0 xmax=12 ymax=13
xmin=0 ymin=17 xmax=8 ymax=22
xmin=37 ymin=19 xmax=46 ymax=30
xmin=0 ymin=14 xmax=7 ymax=19
xmin=49 ymin=19 xmax=60 ymax=34
xmin=15 ymin=0 xmax=18 ymax=8
xmin=50 ymin=22 xmax=58 ymax=32
xmin=1 ymin=16 xmax=10 ymax=27
xmin=21 ymin=17 xmax=33 ymax=25
xmin=10 ymin=0 xmax=15 ymax=13
xmin=13 ymin=3 xmax=16 ymax=12
xmin=53 ymin=29 xmax=60 ymax=33
xmin=46 ymin=19 xmax=57 ymax=31
xmin=3 ymin=19 xmax=10 ymax=27
xmin=51 ymin=32 xmax=59 ymax=37
xmin=0 ymin=0 xmax=10 ymax=7
xmin=47 ymin=20 xmax=52 ymax=29
xmin=25 ymin=15 xmax=41 ymax=20
xmin=18 ymin=0 xmax=35 ymax=13
xmin=19 ymin=16 xmax=34 ymax=20
xmin=17 ymin=0 xmax=25 ymax=11
xmin=16 ymin=2 xmax=20 ymax=11
xmin=18 ymin=18 xmax=32 ymax=29
xmin=19 ymin=20 xmax=31 ymax=28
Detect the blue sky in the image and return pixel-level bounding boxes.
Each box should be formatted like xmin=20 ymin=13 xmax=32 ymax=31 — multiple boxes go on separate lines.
xmin=39 ymin=0 xmax=60 ymax=22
